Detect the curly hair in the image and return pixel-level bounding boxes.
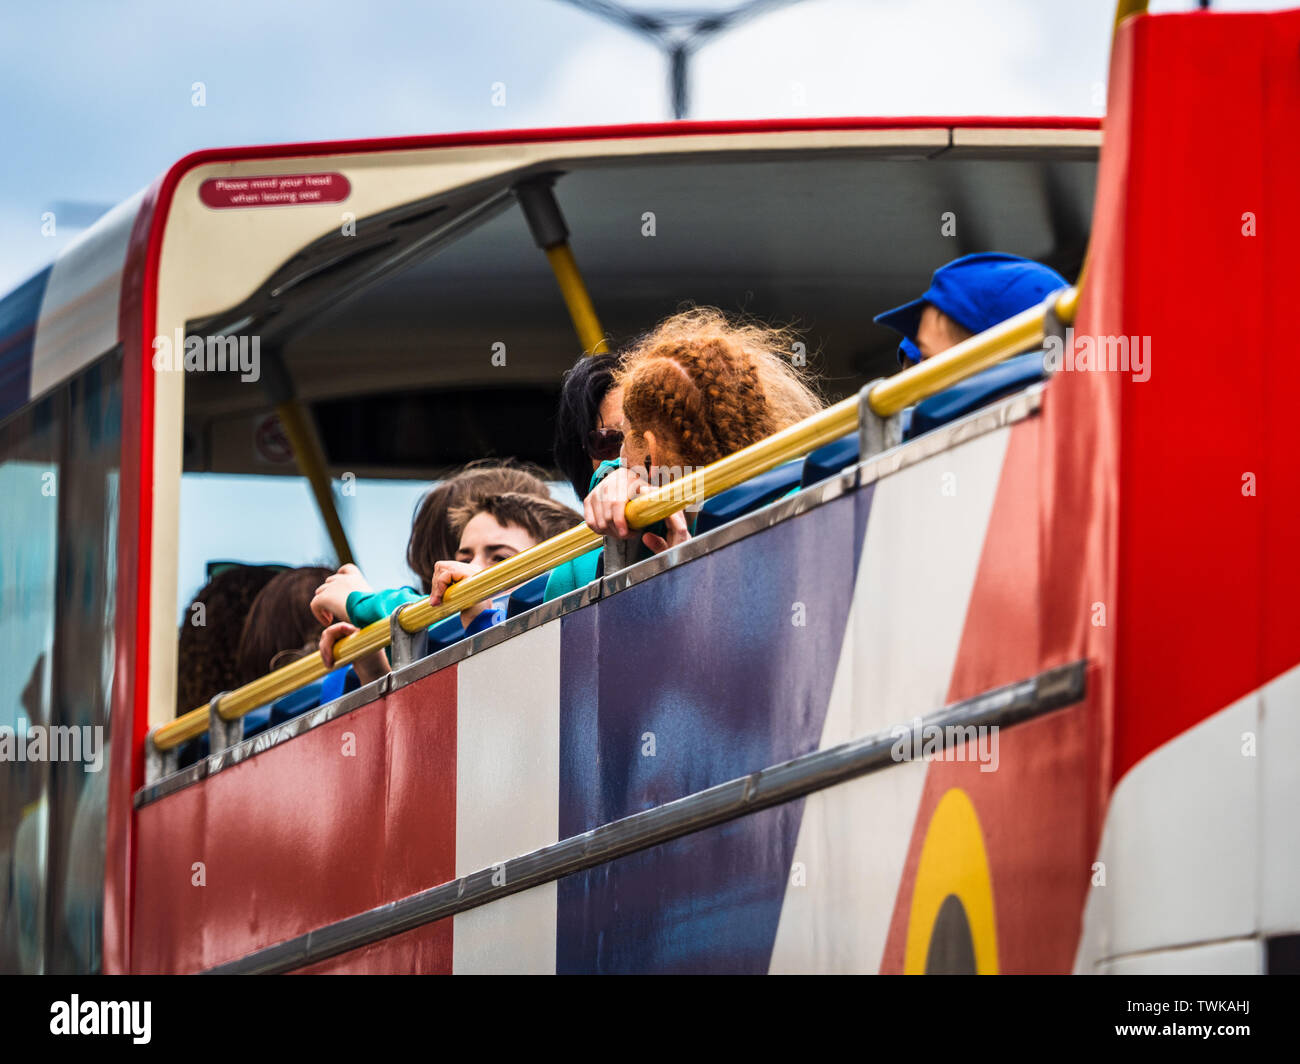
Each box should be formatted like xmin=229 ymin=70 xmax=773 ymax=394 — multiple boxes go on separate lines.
xmin=617 ymin=308 xmax=825 ymax=467
xmin=406 ymin=459 xmax=553 ymax=593
xmin=176 ymin=564 xmax=280 ymax=714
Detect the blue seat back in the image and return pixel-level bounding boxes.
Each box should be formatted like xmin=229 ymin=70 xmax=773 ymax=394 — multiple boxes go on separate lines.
xmin=695 ymin=459 xmax=804 ymax=535
xmin=426 ymin=614 xmax=469 ymax=653
xmin=905 ymin=351 xmax=1046 ymax=440
xmin=801 ymin=434 xmax=859 ymax=488
xmin=506 ymin=573 xmax=551 ymax=618
xmin=240 ymin=705 xmax=274 ymax=739
xmin=174 ymin=702 xmax=275 ymax=768
xmin=177 ymin=734 xmax=207 ymax=770
xmin=318 ymin=666 xmax=352 ymax=706
xmin=269 ymin=679 xmax=329 ymax=727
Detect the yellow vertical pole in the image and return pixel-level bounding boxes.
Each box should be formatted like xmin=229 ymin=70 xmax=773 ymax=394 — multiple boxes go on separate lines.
xmin=544 ymin=243 xmax=609 ymax=355
xmin=255 ymin=336 xmax=354 ymax=567
xmin=273 ymin=398 xmax=354 ymax=567
xmin=517 ymin=178 xmax=608 ymax=355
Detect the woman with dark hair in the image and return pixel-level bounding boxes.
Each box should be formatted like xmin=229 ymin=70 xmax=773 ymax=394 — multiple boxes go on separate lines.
xmin=552 ymin=352 xmax=624 ymax=501
xmin=319 ymin=491 xmax=582 ymax=681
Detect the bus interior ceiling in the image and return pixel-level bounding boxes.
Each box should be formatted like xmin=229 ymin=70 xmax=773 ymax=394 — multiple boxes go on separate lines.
xmin=181 ymin=143 xmax=1096 ymax=482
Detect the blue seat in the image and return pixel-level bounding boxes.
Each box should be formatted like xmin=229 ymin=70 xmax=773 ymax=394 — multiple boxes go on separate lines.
xmin=506 ymin=573 xmax=551 ymax=618
xmin=317 ymin=665 xmax=357 ymax=705
xmin=801 ymin=434 xmax=859 ymax=487
xmin=905 ymin=351 xmax=1045 ymax=440
xmin=177 ymin=734 xmax=207 ymax=770
xmin=268 ymin=679 xmax=330 ymax=727
xmin=427 ymin=614 xmax=469 ymax=653
xmin=174 ymin=704 xmax=271 ymax=768
xmin=241 ymin=705 xmax=274 ymax=738
xmin=694 ymin=459 xmax=805 ymax=535
xmin=170 ymin=671 xmax=354 ymax=770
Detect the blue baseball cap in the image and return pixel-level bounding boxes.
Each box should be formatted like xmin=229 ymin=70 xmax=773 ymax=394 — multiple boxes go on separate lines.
xmin=875 ymin=253 xmax=1069 ymax=366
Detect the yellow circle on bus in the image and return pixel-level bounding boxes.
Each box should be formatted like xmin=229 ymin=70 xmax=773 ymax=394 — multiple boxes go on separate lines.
xmin=903 ymin=787 xmax=999 ymax=974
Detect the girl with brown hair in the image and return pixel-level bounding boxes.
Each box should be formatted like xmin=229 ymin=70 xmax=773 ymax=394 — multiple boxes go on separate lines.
xmin=235 ymin=565 xmax=334 ymax=682
xmin=320 ymin=491 xmax=581 ymax=681
xmin=309 ymin=459 xmax=554 ymax=630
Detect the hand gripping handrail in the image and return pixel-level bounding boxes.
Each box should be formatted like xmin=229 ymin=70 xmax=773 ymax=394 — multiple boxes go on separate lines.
xmin=149 ymin=284 xmax=1078 ymax=755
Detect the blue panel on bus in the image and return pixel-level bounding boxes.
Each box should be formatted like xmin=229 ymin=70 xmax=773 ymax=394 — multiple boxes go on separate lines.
xmin=556 ymin=487 xmax=872 ymax=973
xmin=0 ymin=267 xmax=52 ymax=421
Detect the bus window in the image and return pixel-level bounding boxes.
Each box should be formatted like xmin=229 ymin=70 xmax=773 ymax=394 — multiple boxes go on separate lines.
xmin=176 ymin=470 xmax=435 ymax=620
xmin=174 ymin=467 xmax=577 ymax=705
xmin=0 ymin=352 xmax=119 ymax=975
xmin=0 ymin=399 xmax=58 ymax=974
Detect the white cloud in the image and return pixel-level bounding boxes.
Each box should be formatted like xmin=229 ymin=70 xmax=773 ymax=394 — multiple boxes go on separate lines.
xmin=689 ymin=0 xmax=1104 ymax=119
xmin=492 ymin=26 xmax=667 ymax=126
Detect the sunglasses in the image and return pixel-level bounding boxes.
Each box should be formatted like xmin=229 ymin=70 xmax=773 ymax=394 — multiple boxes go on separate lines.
xmin=586 ymin=427 xmax=624 ymax=461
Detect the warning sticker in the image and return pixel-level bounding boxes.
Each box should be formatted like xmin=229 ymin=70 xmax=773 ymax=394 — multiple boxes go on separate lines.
xmin=200 ymin=172 xmax=351 ymax=209
xmin=253 ymin=413 xmax=294 ymax=465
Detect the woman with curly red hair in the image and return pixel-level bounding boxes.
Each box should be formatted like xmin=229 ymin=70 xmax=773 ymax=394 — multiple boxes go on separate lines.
xmin=546 ymin=308 xmax=822 ymax=595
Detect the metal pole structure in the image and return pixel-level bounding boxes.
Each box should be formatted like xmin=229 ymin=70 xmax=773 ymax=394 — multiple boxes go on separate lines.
xmin=517 ymin=176 xmax=610 ymax=354
xmin=553 ymin=1 xmax=810 ymax=120
xmin=258 ymin=342 xmax=355 ymax=566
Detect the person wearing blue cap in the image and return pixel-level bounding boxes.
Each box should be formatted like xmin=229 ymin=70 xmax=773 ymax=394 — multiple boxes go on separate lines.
xmin=873 ymin=252 xmax=1069 ymax=438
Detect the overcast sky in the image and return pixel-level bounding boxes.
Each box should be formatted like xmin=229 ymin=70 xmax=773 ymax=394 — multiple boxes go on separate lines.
xmin=0 ymin=0 xmax=1291 ymax=293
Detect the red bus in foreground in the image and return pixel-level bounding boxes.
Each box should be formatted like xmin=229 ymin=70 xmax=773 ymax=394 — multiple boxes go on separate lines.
xmin=0 ymin=4 xmax=1296 ymax=974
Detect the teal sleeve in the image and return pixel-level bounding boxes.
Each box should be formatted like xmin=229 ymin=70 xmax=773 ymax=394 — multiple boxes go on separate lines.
xmin=543 ymin=548 xmax=603 ymax=603
xmin=542 ymin=460 xmax=620 ymax=603
xmin=591 ymin=458 xmax=621 ymax=489
xmin=346 ymin=586 xmax=422 ymax=627
xmin=544 ymin=459 xmax=678 ymax=603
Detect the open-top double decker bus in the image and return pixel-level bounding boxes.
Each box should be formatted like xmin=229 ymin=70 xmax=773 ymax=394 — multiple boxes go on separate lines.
xmin=1 ymin=1 xmax=1297 ymax=974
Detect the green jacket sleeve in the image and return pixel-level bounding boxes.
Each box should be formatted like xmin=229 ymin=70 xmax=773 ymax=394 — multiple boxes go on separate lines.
xmin=346 ymin=586 xmax=423 ymax=627
xmin=543 ymin=459 xmax=620 ymax=603
xmin=543 ymin=548 xmax=603 ymax=602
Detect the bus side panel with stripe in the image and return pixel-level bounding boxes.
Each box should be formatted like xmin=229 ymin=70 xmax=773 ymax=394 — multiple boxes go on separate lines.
xmin=554 ymin=490 xmax=866 ymax=973
xmin=130 ymin=410 xmax=1032 ymax=973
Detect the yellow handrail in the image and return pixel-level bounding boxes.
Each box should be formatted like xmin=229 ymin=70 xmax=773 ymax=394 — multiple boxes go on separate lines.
xmin=1114 ymin=0 xmax=1149 ymax=35
xmin=151 ymin=284 xmax=1078 ymax=755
